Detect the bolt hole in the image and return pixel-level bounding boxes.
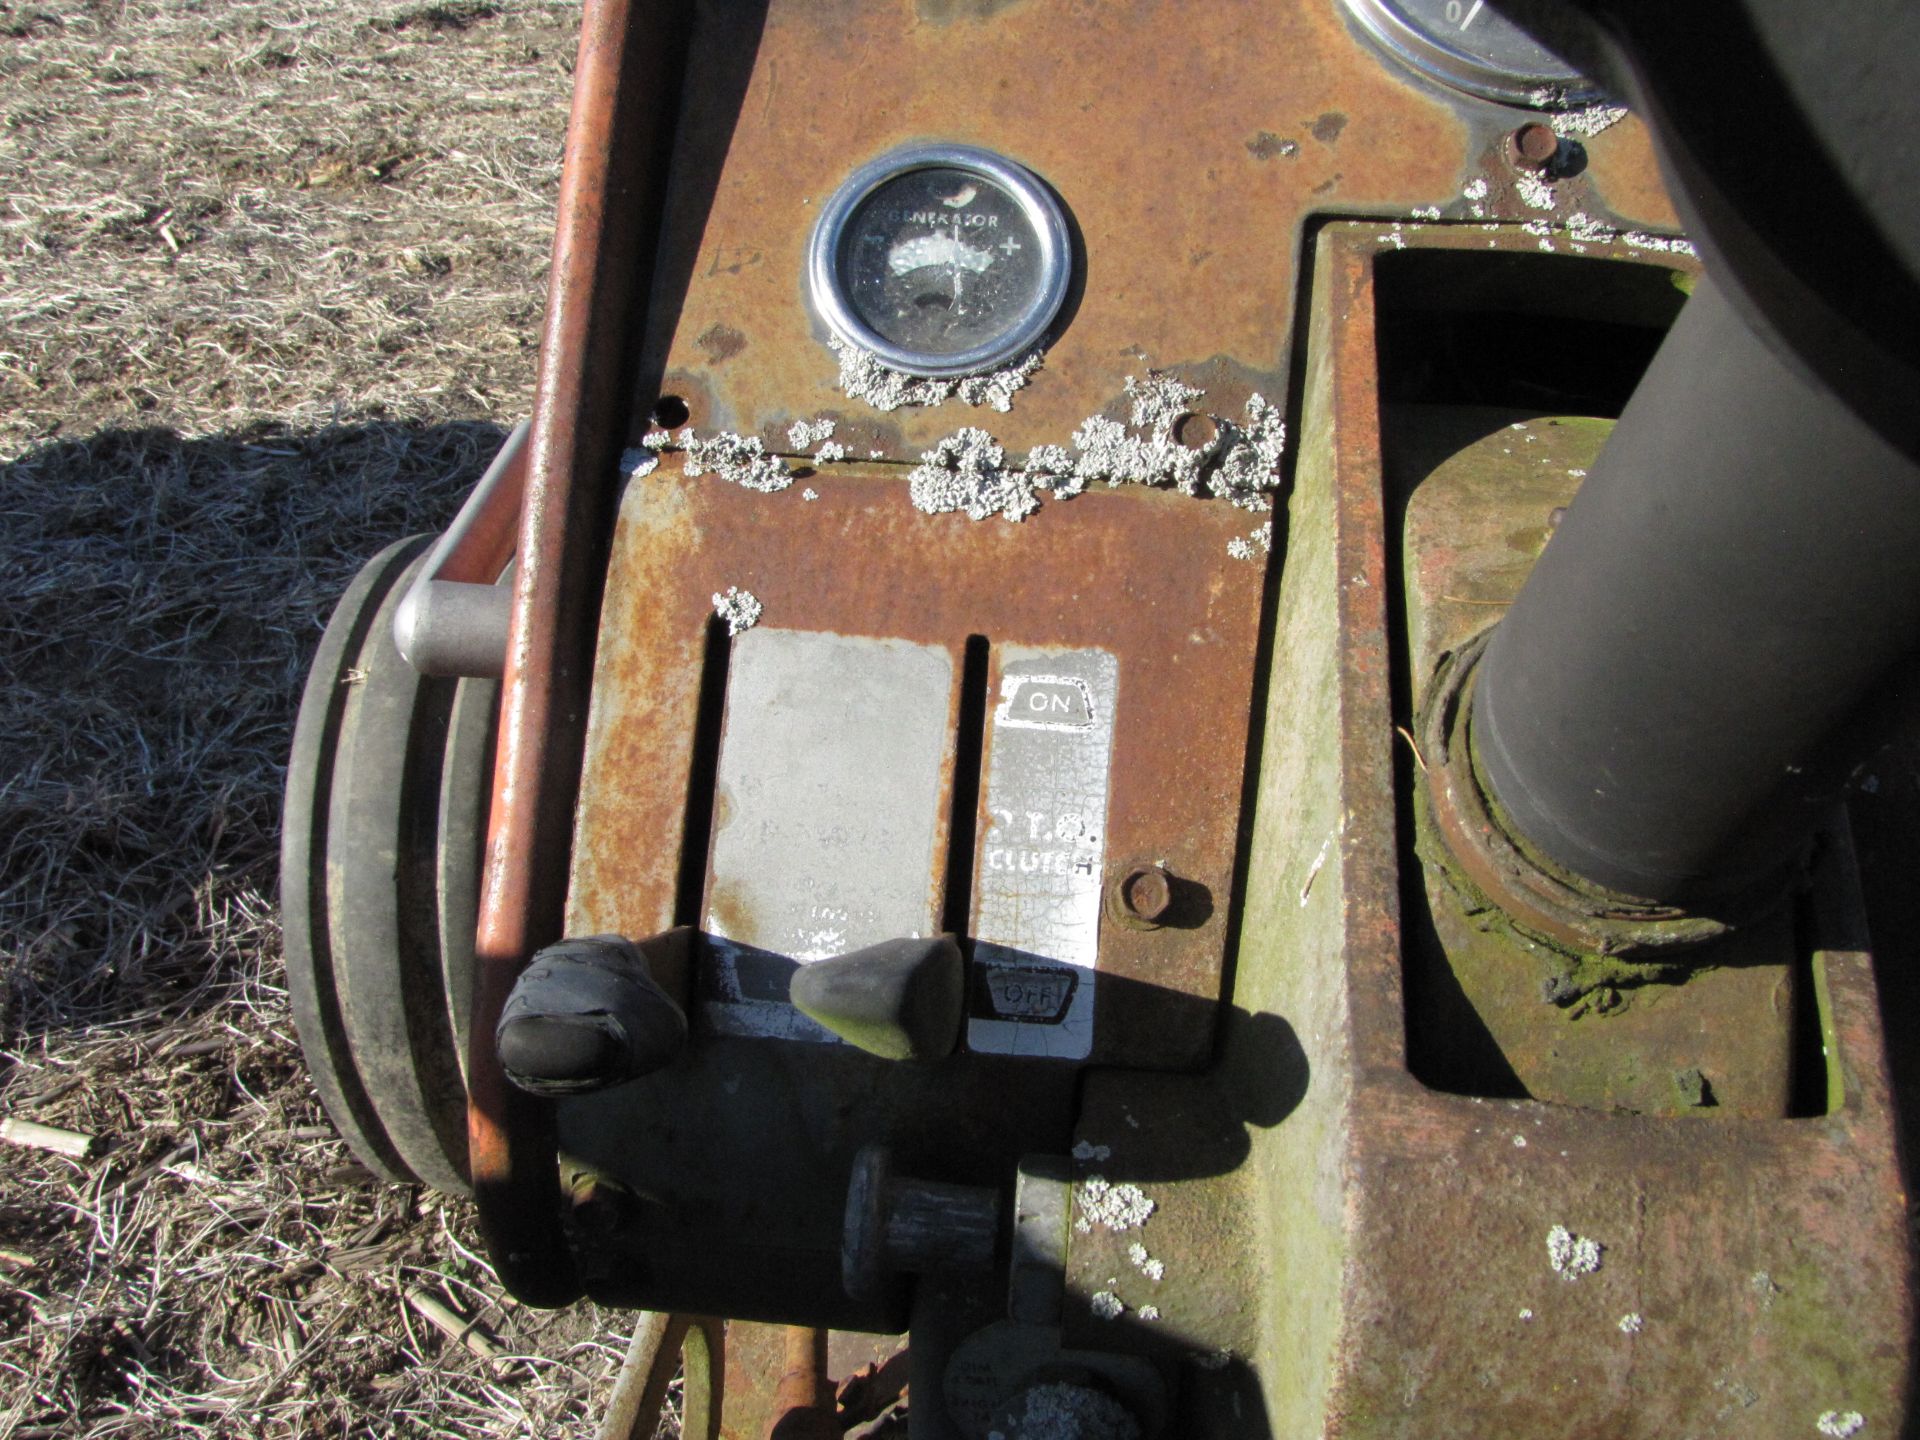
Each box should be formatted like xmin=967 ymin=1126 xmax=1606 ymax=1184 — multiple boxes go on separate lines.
xmin=651 ymin=394 xmax=691 ymax=429
xmin=1173 ymin=413 xmax=1219 ymax=448
xmin=1509 ymin=122 xmax=1559 ymax=168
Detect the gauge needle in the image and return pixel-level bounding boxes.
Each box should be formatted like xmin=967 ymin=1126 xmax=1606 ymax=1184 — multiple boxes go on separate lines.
xmin=887 ymin=232 xmax=995 ymax=277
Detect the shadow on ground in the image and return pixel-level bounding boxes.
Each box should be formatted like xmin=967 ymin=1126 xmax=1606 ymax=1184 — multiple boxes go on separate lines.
xmin=0 ymin=418 xmax=510 ymax=1047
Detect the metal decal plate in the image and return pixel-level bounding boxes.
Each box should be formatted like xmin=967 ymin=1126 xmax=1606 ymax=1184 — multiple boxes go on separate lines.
xmin=701 ymin=628 xmax=956 ymax=1041
xmin=968 ymin=647 xmax=1118 ymax=1060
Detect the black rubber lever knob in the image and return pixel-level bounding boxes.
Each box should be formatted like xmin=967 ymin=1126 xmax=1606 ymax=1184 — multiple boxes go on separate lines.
xmin=496 ymin=932 xmax=689 ymax=1096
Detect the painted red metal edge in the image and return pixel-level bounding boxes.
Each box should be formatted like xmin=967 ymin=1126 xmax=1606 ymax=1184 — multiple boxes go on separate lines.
xmin=468 ymin=0 xmax=688 ymax=1305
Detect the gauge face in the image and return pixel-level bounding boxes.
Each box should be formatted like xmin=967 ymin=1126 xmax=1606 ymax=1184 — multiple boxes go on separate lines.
xmin=1339 ymin=0 xmax=1600 ymax=106
xmin=810 ymin=145 xmax=1070 ymax=379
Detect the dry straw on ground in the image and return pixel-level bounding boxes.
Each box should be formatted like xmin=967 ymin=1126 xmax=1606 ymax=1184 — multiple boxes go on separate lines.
xmin=0 ymin=1 xmax=676 ymax=1433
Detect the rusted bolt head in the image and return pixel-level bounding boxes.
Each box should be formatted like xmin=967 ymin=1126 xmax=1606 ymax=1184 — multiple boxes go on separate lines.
xmin=1173 ymin=412 xmax=1219 ymax=449
xmin=1509 ymin=122 xmax=1560 ymax=170
xmin=1118 ymin=864 xmax=1174 ymax=924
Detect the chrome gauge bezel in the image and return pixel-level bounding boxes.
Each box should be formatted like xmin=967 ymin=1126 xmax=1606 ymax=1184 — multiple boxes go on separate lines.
xmin=808 ymin=143 xmax=1071 ymax=380
xmin=1338 ymin=0 xmax=1603 ymax=107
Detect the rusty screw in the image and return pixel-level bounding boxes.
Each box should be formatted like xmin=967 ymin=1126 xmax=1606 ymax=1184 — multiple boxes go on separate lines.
xmin=1116 ymin=863 xmax=1174 ymax=925
xmin=1508 ymin=121 xmax=1560 ymax=171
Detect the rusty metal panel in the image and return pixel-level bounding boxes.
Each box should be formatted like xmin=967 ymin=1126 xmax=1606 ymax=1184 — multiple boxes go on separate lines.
xmin=1184 ymin=222 xmax=1916 ymax=1438
xmin=567 ymin=462 xmax=1268 ymax=1070
xmin=634 ymin=0 xmax=1684 ymax=463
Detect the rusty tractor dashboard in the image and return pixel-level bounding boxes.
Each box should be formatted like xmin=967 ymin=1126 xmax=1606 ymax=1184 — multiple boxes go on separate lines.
xmin=282 ymin=1 xmax=1917 ymax=1437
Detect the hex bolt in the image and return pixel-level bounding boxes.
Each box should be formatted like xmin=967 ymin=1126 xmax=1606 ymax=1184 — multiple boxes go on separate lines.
xmin=842 ymin=1145 xmax=1000 ymax=1302
xmin=1114 ymin=863 xmax=1174 ymax=926
xmin=1508 ymin=121 xmax=1560 ymax=171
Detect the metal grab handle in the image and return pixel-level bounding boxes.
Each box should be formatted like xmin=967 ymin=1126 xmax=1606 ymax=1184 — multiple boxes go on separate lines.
xmin=392 ymin=421 xmax=527 ymax=677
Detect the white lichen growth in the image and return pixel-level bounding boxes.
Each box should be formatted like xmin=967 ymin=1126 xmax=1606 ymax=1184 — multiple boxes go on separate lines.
xmin=906 ymin=373 xmax=1286 ymax=525
xmin=1818 ymin=1412 xmax=1866 ymax=1438
xmin=1567 ymin=211 xmax=1619 ymax=244
xmin=786 ymin=417 xmax=835 ymax=450
xmin=1004 ymin=1381 xmax=1142 ymax=1440
xmin=1075 ymin=1176 xmax=1156 ymax=1234
xmin=908 ymin=428 xmax=1038 ymax=522
xmin=1514 ymin=169 xmax=1557 ymax=212
xmin=1618 ymin=1312 xmax=1643 ymax=1335
xmin=711 ymin=586 xmax=762 ymax=637
xmin=1227 ymin=518 xmax=1274 ymax=562
xmin=684 ymin=431 xmax=792 ymax=493
xmin=1621 ymin=230 xmax=1698 ymax=257
xmin=617 ymin=446 xmax=659 ymax=479
xmin=1557 ymin=102 xmax=1630 ymax=139
xmin=1090 ymin=1289 xmax=1125 ymax=1321
xmin=832 ymin=336 xmax=1044 ymax=414
xmin=813 ymin=440 xmax=848 ymax=465
xmin=1546 ymin=1224 xmax=1603 ymax=1279
xmin=1127 ymin=1242 xmax=1166 ymax=1282
xmin=1072 ymin=1140 xmax=1112 ymax=1162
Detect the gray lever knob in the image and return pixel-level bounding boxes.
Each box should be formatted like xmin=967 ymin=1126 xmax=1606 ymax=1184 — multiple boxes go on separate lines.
xmin=787 ymin=934 xmax=965 ymax=1061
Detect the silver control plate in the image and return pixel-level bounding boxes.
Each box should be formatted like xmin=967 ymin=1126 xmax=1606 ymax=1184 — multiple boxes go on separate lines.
xmin=967 ymin=647 xmax=1118 ymax=1061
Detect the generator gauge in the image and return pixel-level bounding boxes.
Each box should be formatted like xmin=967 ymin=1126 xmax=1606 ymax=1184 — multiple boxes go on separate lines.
xmin=1339 ymin=0 xmax=1601 ymax=106
xmin=809 ymin=144 xmax=1070 ymax=379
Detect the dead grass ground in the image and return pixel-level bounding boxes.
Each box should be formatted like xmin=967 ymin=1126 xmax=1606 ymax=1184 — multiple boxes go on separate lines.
xmin=0 ymin=1 xmax=669 ymax=1433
